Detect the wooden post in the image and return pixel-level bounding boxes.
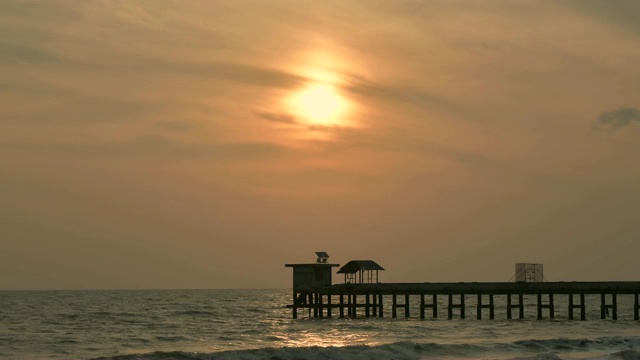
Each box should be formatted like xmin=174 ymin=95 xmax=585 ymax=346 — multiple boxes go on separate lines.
xmin=507 ymin=293 xmax=512 ymax=319
xmin=489 ymin=294 xmax=495 ymax=320
xmin=580 ymin=294 xmax=586 ymax=321
xmin=339 ymin=293 xmax=345 ymax=318
xmin=292 ymin=291 xmax=298 ymax=319
xmin=537 ymin=293 xmax=542 ymax=320
xmin=405 ymin=294 xmax=410 ymax=318
xmin=365 ymin=293 xmax=370 ymax=318
xmin=352 ymin=294 xmax=357 ymax=318
xmin=635 ymin=293 xmax=639 ymax=321
xmin=420 ymin=293 xmax=425 ymax=319
xmin=549 ymin=293 xmax=555 ymax=319
xmin=392 ymin=293 xmax=397 ymax=318
xmin=433 ymin=294 xmax=438 ymax=318
xmin=379 ymin=293 xmax=384 ymax=318
xmin=372 ymin=291 xmax=378 ymax=317
xmin=312 ymin=292 xmax=317 ymax=318
xmin=327 ymin=294 xmax=332 ymax=318
xmin=448 ymin=293 xmax=453 ymax=320
xmin=569 ymin=293 xmax=574 ymax=320
xmin=600 ymin=293 xmax=606 ymax=319
xmin=347 ymin=294 xmax=352 ymax=318
xmin=518 ymin=294 xmax=524 ymax=319
xmin=612 ymin=293 xmax=618 ymax=320
xmin=318 ymin=292 xmax=324 ymax=318
xmin=460 ymin=294 xmax=466 ymax=319
xmin=477 ymin=294 xmax=482 ymax=320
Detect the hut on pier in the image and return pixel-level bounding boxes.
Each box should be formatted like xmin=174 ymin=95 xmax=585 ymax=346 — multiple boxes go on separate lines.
xmin=338 ymin=260 xmax=384 ymax=284
xmin=285 ymin=252 xmax=339 ymax=291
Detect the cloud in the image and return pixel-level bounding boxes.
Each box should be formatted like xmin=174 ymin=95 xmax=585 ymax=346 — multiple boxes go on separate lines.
xmin=593 ymin=107 xmax=640 ymax=130
xmin=162 ymin=61 xmax=304 ymax=89
xmin=563 ymin=1 xmax=640 ymax=37
xmin=255 ymin=111 xmax=297 ymax=124
xmin=1 ymin=97 xmax=158 ymax=124
xmin=0 ymin=42 xmax=60 ymax=64
xmin=0 ymin=136 xmax=287 ymax=161
xmin=342 ymin=74 xmax=468 ymax=115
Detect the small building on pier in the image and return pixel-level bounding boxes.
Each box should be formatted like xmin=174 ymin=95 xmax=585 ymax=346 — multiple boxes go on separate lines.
xmin=285 ymin=252 xmax=339 ymax=291
xmin=338 ymin=260 xmax=384 ymax=284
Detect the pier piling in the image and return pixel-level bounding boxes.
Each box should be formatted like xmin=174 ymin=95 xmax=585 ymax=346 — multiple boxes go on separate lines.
xmin=372 ymin=291 xmax=377 ymax=317
xmin=392 ymin=293 xmax=397 ymax=318
xmin=507 ymin=293 xmax=524 ymax=319
xmin=419 ymin=294 xmax=438 ymax=319
xmin=405 ymin=294 xmax=410 ymax=318
xmin=568 ymin=293 xmax=586 ymax=320
xmin=477 ymin=294 xmax=495 ymax=320
xmin=352 ymin=294 xmax=357 ymax=318
xmin=365 ymin=293 xmax=370 ymax=318
xmin=448 ymin=294 xmax=465 ymax=319
xmin=536 ymin=293 xmax=554 ymax=319
xmin=600 ymin=293 xmax=617 ymax=320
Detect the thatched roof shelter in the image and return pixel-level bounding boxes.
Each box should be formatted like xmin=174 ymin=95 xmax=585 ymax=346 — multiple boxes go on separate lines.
xmin=337 ymin=260 xmax=384 ymax=284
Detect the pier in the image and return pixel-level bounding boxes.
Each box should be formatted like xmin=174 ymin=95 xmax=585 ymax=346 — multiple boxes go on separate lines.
xmin=286 ymin=254 xmax=640 ymax=320
xmin=287 ymin=281 xmax=640 ymax=320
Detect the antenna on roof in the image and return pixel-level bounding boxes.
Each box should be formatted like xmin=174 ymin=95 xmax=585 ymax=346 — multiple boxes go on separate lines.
xmin=315 ymin=251 xmax=329 ymax=263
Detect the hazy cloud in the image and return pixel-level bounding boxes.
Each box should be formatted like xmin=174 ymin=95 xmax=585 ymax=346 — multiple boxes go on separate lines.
xmin=151 ymin=121 xmax=192 ymax=133
xmin=344 ymin=74 xmax=467 ymax=114
xmin=165 ymin=61 xmax=304 ymax=89
xmin=563 ymin=1 xmax=640 ymax=36
xmin=2 ymin=97 xmax=158 ymax=124
xmin=0 ymin=1 xmax=81 ymax=24
xmin=0 ymin=42 xmax=60 ymax=63
xmin=0 ymin=137 xmax=287 ymax=160
xmin=593 ymin=107 xmax=640 ymax=130
xmin=256 ymin=111 xmax=297 ymax=124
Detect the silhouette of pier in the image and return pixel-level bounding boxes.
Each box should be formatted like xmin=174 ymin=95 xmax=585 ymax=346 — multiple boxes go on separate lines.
xmin=285 ymin=254 xmax=640 ymax=320
xmin=287 ymin=281 xmax=640 ymax=320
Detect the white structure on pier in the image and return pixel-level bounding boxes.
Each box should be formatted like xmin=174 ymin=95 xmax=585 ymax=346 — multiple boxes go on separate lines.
xmin=515 ymin=263 xmax=544 ymax=282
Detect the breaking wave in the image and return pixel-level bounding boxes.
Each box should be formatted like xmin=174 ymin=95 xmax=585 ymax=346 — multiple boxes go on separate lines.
xmin=92 ymin=337 xmax=640 ymax=360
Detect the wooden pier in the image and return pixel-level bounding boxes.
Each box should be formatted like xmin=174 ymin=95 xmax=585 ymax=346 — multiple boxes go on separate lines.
xmin=287 ymin=282 xmax=640 ymax=320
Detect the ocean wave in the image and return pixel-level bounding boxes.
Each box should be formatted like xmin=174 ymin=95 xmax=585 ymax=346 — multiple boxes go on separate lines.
xmin=154 ymin=336 xmax=190 ymax=343
xmin=173 ymin=310 xmax=216 ymax=316
xmin=91 ymin=337 xmax=640 ymax=360
xmin=512 ymin=354 xmax=562 ymax=360
xmin=609 ymin=350 xmax=640 ymax=360
xmin=512 ymin=337 xmax=640 ymax=351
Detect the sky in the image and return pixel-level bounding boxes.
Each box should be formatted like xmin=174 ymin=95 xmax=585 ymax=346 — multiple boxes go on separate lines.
xmin=1 ymin=0 xmax=639 ymax=290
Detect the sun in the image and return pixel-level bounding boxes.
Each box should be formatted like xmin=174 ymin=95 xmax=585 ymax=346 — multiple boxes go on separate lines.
xmin=288 ymin=83 xmax=349 ymax=125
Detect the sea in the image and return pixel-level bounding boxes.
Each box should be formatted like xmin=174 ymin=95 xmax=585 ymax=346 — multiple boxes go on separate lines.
xmin=1 ymin=289 xmax=639 ymax=360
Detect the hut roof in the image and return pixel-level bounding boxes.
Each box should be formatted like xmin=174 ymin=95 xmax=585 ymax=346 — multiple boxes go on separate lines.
xmin=337 ymin=260 xmax=385 ymax=274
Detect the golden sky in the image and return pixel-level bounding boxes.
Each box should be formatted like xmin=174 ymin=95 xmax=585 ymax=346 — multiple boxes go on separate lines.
xmin=1 ymin=0 xmax=639 ymax=289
